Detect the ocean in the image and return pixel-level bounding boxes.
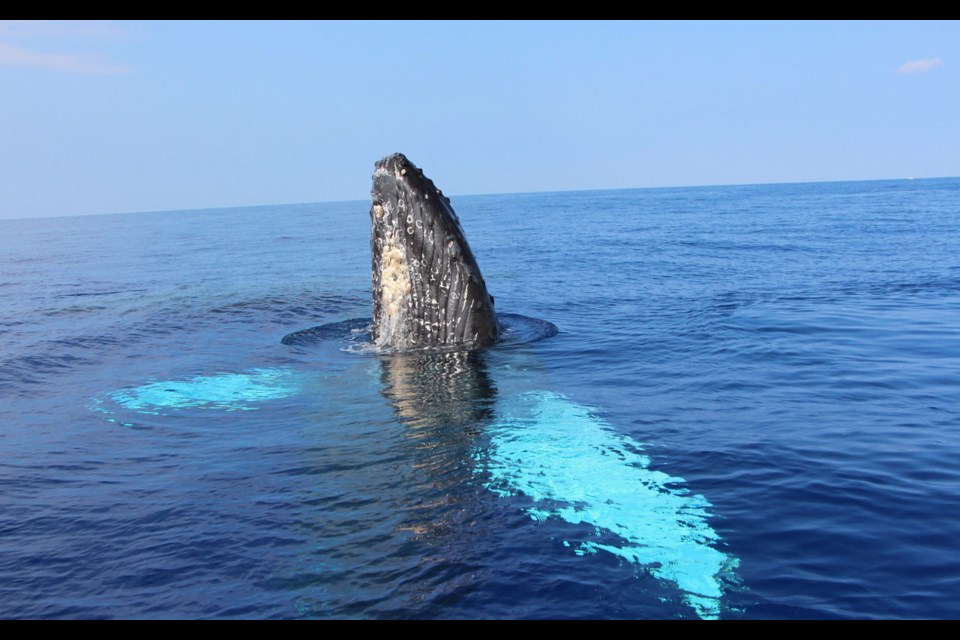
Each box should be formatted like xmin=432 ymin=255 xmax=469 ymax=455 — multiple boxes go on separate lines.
xmin=1 ymin=177 xmax=958 ymax=619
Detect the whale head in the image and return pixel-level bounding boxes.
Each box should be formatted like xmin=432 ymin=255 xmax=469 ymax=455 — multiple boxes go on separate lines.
xmin=370 ymin=153 xmax=500 ymax=352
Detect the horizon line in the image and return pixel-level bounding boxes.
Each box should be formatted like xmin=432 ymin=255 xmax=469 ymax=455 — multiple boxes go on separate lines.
xmin=2 ymin=174 xmax=956 ymax=223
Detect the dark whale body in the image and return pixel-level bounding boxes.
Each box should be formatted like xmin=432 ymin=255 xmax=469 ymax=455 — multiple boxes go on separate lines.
xmin=370 ymin=153 xmax=500 ymax=352
xmin=281 ymin=154 xmax=556 ymax=350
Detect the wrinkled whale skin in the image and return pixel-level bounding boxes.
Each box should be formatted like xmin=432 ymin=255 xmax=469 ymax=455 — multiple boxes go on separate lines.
xmin=370 ymin=153 xmax=500 ymax=352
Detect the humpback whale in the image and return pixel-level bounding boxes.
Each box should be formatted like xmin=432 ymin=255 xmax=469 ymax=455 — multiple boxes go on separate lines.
xmin=370 ymin=153 xmax=500 ymax=352
xmin=280 ymin=153 xmax=554 ymax=350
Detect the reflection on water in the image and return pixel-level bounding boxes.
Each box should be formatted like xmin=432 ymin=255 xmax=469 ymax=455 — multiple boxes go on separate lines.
xmin=379 ymin=350 xmax=497 ymax=431
xmin=377 ymin=350 xmax=497 ymax=543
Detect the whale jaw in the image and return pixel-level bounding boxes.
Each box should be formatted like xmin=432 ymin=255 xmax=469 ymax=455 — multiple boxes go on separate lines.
xmin=370 ymin=153 xmax=499 ymax=352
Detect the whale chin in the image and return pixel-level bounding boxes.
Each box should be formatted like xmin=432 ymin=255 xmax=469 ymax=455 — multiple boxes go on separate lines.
xmin=370 ymin=153 xmax=500 ymax=353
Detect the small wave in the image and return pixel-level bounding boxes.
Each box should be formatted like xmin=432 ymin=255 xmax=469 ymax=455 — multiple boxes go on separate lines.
xmin=496 ymin=313 xmax=559 ymax=346
xmin=40 ymin=304 xmax=109 ymax=317
xmin=210 ymin=291 xmax=363 ymax=325
xmin=281 ymin=313 xmax=557 ymax=353
xmin=57 ymin=288 xmax=148 ymax=299
xmin=281 ymin=318 xmax=371 ymax=347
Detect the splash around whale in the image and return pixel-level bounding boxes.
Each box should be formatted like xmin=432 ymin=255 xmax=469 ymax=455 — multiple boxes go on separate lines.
xmin=282 ymin=153 xmax=557 ymax=352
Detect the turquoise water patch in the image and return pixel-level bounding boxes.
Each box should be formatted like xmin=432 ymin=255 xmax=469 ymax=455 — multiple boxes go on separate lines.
xmin=98 ymin=368 xmax=303 ymax=417
xmin=479 ymin=392 xmax=738 ymax=619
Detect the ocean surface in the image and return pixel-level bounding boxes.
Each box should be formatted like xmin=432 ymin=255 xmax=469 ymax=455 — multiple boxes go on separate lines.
xmin=1 ymin=177 xmax=958 ymax=619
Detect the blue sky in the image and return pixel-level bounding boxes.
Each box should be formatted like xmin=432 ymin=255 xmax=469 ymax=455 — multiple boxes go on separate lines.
xmin=1 ymin=20 xmax=956 ymax=219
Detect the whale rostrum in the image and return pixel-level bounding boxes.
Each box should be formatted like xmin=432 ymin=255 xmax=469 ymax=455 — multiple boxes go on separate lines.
xmin=370 ymin=153 xmax=500 ymax=352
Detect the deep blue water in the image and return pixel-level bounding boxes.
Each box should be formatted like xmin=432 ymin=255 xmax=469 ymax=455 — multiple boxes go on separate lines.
xmin=1 ymin=178 xmax=958 ymax=619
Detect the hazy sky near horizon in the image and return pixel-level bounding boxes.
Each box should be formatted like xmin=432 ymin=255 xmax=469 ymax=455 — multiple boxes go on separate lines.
xmin=1 ymin=20 xmax=957 ymax=219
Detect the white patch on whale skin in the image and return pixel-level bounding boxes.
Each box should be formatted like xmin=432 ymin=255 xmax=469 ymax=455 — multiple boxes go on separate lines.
xmin=375 ymin=215 xmax=414 ymax=350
